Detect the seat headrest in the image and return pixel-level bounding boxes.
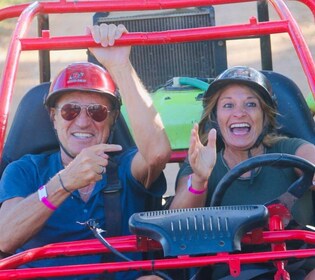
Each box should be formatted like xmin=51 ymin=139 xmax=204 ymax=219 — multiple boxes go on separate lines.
xmin=0 ymin=82 xmax=58 ymax=176
xmin=262 ymin=71 xmax=315 ymax=145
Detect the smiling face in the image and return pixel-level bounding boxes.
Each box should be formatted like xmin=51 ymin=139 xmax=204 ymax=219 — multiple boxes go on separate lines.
xmin=216 ymin=84 xmax=264 ymax=151
xmin=50 ymin=91 xmax=116 ymax=163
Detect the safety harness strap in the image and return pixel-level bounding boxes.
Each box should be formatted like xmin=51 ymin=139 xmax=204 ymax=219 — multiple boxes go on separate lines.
xmin=103 ymin=159 xmax=122 ymax=237
xmin=102 ymin=158 xmax=122 ymax=280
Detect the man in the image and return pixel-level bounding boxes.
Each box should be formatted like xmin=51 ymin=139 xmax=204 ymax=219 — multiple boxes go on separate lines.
xmin=0 ymin=24 xmax=170 ymax=279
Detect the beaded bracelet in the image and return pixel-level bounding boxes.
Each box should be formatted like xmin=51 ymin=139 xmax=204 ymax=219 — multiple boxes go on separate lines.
xmin=187 ymin=174 xmax=207 ymax=195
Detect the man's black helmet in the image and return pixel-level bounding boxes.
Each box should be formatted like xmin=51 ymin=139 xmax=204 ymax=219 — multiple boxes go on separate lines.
xmin=203 ymin=66 xmax=277 ymax=109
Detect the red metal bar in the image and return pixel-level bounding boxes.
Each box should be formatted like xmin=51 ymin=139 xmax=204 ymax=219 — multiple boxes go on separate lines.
xmin=0 ymin=236 xmax=161 ymax=270
xmin=268 ymin=214 xmax=290 ymax=280
xmin=170 ymin=150 xmax=187 ymax=162
xmin=0 ymin=1 xmax=314 ymax=279
xmin=0 ymin=2 xmax=43 ymax=162
xmin=20 ymin=19 xmax=289 ymax=50
xmin=0 ymin=247 xmax=315 ymax=279
xmin=270 ymin=0 xmax=315 ymax=99
xmin=296 ymin=0 xmax=315 ymax=18
xmin=1 ymin=229 xmax=315 ymax=274
xmin=1 ymin=0 xmax=314 ymax=23
xmin=0 ymin=0 xmax=255 ymax=22
xmin=240 ymin=229 xmax=315 ymax=247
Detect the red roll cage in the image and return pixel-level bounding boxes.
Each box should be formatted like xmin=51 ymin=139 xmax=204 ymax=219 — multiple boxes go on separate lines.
xmin=0 ymin=1 xmax=315 ymax=279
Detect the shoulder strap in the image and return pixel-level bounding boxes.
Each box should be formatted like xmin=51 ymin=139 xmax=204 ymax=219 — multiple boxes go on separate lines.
xmin=101 ymin=158 xmax=123 ymax=280
xmin=103 ymin=158 xmax=122 ymax=237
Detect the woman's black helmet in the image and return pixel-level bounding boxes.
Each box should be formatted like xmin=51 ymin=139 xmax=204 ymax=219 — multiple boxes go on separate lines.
xmin=203 ymin=66 xmax=277 ymax=109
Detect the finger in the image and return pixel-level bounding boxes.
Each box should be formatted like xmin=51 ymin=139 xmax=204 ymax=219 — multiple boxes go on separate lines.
xmin=190 ymin=146 xmax=199 ymax=165
xmin=99 ymin=23 xmax=110 ymax=47
xmin=92 ymin=144 xmax=123 ymax=155
xmin=102 ymin=144 xmax=123 ymax=152
xmin=89 ymin=25 xmax=101 ymax=44
xmin=207 ymin=128 xmax=217 ymax=149
xmin=193 ymin=123 xmax=199 ymax=134
xmin=189 ymin=136 xmax=199 ymax=165
xmin=94 ymin=173 xmax=103 ymax=182
xmin=189 ymin=132 xmax=197 ymax=157
xmin=115 ymin=24 xmax=128 ymax=39
xmin=188 ymin=151 xmax=195 ymax=167
xmin=97 ymin=153 xmax=109 ymax=160
xmin=97 ymin=165 xmax=106 ymax=175
xmin=96 ymin=157 xmax=109 ymax=168
xmin=107 ymin=24 xmax=118 ymax=46
xmin=189 ymin=123 xmax=198 ymax=145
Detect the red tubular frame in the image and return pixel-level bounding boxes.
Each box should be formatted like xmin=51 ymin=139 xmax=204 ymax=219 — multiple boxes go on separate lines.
xmin=0 ymin=0 xmax=314 ymax=21
xmin=0 ymin=0 xmax=315 ymax=278
xmin=20 ymin=19 xmax=289 ymax=50
xmin=1 ymin=229 xmax=315 ymax=279
xmin=0 ymin=0 xmax=271 ymax=21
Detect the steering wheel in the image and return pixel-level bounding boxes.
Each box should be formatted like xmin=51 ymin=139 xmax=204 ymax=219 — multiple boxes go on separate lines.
xmin=210 ymin=153 xmax=315 ymax=207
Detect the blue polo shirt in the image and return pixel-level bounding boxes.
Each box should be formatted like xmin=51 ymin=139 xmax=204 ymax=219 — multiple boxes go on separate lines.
xmin=0 ymin=148 xmax=166 ymax=279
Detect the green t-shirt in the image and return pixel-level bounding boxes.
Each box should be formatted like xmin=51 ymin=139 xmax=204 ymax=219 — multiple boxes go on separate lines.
xmin=177 ymin=138 xmax=313 ymax=226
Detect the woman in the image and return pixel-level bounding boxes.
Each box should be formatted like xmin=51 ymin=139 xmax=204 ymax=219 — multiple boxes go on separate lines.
xmin=169 ymin=66 xmax=315 ymax=279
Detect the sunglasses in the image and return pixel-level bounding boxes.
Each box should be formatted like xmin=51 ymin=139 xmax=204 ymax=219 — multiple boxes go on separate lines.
xmin=55 ymin=103 xmax=110 ymax=122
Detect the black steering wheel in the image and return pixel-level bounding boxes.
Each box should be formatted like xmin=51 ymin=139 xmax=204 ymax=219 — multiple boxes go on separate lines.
xmin=210 ymin=153 xmax=315 ymax=207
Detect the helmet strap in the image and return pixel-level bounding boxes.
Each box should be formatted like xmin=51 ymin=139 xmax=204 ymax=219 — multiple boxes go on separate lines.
xmin=59 ymin=141 xmax=76 ymax=159
xmin=53 ymin=129 xmax=76 ymax=160
xmin=248 ymin=149 xmax=255 ymax=185
xmin=209 ymin=112 xmax=225 ymax=150
xmin=209 ymin=112 xmax=221 ymax=135
xmin=251 ymin=124 xmax=269 ymax=150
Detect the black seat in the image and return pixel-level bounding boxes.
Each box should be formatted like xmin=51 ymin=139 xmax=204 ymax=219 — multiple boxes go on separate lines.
xmin=263 ymin=72 xmax=315 ymax=226
xmin=262 ymin=70 xmax=315 ymax=145
xmin=0 ymin=82 xmax=135 ymax=176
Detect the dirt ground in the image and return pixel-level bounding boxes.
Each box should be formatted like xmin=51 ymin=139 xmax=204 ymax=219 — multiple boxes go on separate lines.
xmin=0 ymin=1 xmax=314 ymax=194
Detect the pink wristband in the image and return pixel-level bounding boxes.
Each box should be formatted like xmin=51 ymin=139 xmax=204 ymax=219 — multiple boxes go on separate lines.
xmin=187 ymin=174 xmax=207 ymax=195
xmin=38 ymin=185 xmax=57 ymax=211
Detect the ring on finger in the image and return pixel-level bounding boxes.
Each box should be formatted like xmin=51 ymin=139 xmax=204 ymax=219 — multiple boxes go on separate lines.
xmin=100 ymin=166 xmax=106 ymax=175
xmin=97 ymin=166 xmax=106 ymax=175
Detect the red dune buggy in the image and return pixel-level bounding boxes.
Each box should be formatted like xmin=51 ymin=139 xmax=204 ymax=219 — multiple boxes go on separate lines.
xmin=0 ymin=0 xmax=315 ymax=279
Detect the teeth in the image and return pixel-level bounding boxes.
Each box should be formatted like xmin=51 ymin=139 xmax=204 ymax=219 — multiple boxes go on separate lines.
xmin=73 ymin=132 xmax=93 ymax=138
xmin=230 ymin=123 xmax=250 ymax=128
